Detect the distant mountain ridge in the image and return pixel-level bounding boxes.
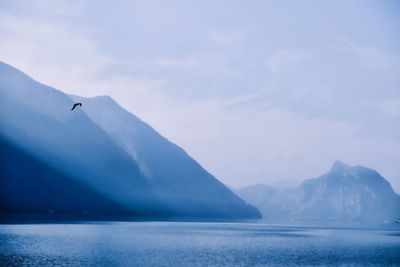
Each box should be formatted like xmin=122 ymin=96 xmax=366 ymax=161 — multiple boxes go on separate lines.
xmin=236 ymin=161 xmax=400 ymax=226
xmin=0 ymin=61 xmax=260 ymax=220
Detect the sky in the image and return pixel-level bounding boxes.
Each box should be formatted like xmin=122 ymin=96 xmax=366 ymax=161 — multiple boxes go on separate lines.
xmin=1 ymin=0 xmax=399 ymax=191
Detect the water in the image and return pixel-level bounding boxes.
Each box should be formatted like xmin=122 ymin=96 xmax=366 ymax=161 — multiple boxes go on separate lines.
xmin=0 ymin=222 xmax=399 ymax=266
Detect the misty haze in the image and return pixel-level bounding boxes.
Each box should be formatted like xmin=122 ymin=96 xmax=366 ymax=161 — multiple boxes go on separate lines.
xmin=1 ymin=0 xmax=399 ymax=266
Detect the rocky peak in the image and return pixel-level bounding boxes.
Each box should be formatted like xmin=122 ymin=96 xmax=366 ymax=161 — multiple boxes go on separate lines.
xmin=330 ymin=160 xmax=348 ymax=173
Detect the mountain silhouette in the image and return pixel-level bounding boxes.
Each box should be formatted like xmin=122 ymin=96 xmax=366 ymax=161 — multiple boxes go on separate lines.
xmin=236 ymin=161 xmax=400 ymax=226
xmin=0 ymin=136 xmax=135 ymax=220
xmin=0 ymin=61 xmax=260 ymax=220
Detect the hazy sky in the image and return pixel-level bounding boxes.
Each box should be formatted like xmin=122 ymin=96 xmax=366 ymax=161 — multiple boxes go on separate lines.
xmin=1 ymin=0 xmax=399 ymax=191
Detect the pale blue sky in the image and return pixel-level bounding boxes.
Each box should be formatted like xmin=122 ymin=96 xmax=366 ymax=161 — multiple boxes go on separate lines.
xmin=1 ymin=0 xmax=399 ymax=190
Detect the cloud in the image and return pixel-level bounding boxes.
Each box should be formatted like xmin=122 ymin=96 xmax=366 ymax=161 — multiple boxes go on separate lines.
xmin=209 ymin=28 xmax=246 ymax=47
xmin=0 ymin=0 xmax=85 ymax=18
xmin=149 ymin=58 xmax=199 ymax=68
xmin=363 ymin=100 xmax=400 ymax=116
xmin=354 ymin=46 xmax=400 ymax=70
xmin=267 ymin=50 xmax=308 ymax=74
xmin=147 ymin=55 xmax=239 ymax=76
xmin=0 ymin=13 xmax=109 ymax=93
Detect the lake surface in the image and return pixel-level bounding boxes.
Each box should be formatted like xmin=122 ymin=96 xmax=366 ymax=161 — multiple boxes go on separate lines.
xmin=0 ymin=222 xmax=399 ymax=266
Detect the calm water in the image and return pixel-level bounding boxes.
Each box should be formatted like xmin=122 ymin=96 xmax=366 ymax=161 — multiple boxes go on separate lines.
xmin=0 ymin=222 xmax=399 ymax=266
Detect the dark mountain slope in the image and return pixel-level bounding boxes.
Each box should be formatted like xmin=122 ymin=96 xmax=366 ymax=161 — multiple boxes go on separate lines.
xmin=0 ymin=136 xmax=136 ymax=220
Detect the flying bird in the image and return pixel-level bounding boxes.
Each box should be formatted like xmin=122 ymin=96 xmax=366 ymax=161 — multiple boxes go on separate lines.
xmin=71 ymin=102 xmax=82 ymax=111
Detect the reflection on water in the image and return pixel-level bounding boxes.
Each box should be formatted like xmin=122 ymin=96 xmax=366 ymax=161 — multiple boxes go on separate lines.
xmin=0 ymin=222 xmax=399 ymax=266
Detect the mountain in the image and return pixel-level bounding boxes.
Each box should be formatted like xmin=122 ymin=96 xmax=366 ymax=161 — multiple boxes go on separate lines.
xmin=0 ymin=136 xmax=134 ymax=220
xmin=0 ymin=61 xmax=260 ymax=220
xmin=71 ymin=94 xmax=260 ymax=219
xmin=236 ymin=161 xmax=400 ymax=226
xmin=0 ymin=61 xmax=170 ymax=220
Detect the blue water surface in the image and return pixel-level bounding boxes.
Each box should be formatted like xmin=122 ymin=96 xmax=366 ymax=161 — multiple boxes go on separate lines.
xmin=0 ymin=222 xmax=399 ymax=266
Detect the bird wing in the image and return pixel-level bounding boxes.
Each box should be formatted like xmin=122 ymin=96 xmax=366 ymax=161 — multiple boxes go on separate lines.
xmin=71 ymin=104 xmax=77 ymax=111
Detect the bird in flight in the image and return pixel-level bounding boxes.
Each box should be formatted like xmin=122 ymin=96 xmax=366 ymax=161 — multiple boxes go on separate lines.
xmin=71 ymin=103 xmax=82 ymax=111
